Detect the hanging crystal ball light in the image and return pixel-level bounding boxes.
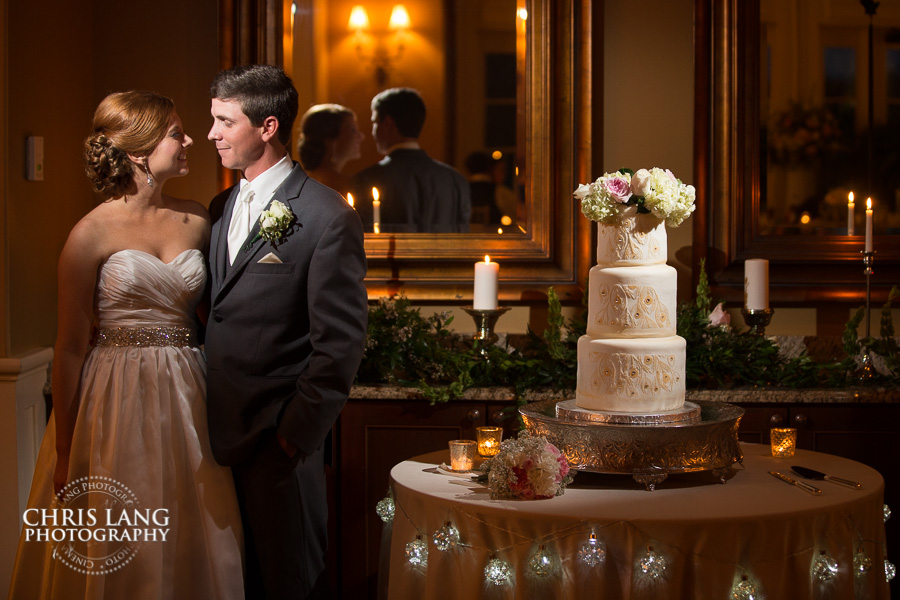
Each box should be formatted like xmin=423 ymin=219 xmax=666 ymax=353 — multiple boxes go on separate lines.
xmin=375 ymin=496 xmax=395 ymax=523
xmin=813 ymin=551 xmax=838 ymax=582
xmin=432 ymin=522 xmax=460 ymax=551
xmin=484 ymin=556 xmax=512 ymax=586
xmin=405 ymin=536 xmax=428 ymax=567
xmin=578 ymin=533 xmax=606 ymax=567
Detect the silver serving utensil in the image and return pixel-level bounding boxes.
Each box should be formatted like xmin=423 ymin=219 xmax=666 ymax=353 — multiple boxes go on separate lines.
xmin=769 ymin=471 xmax=822 ymax=495
xmin=791 ymin=465 xmax=862 ymax=489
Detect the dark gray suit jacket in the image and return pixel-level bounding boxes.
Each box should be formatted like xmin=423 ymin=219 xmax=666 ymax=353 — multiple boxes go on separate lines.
xmin=205 ymin=162 xmax=368 ymax=465
xmin=352 ymin=148 xmax=471 ymax=233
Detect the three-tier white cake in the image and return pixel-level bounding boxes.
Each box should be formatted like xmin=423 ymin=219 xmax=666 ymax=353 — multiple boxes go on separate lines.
xmin=573 ymin=168 xmax=695 ymax=415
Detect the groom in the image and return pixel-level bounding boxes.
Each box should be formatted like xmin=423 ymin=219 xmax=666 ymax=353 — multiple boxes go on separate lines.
xmin=204 ymin=64 xmax=368 ymax=599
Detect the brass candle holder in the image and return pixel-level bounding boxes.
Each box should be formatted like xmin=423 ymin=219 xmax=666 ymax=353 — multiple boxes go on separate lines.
xmin=857 ymin=250 xmax=876 ymax=382
xmin=462 ymin=306 xmax=510 ymax=356
xmin=741 ymin=308 xmax=774 ymax=336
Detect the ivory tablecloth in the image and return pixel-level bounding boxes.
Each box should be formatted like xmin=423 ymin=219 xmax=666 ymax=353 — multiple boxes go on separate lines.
xmin=382 ymin=443 xmax=889 ymax=599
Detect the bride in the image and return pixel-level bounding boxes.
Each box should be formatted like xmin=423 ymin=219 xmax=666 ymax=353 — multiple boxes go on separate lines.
xmin=7 ymin=91 xmax=243 ymax=599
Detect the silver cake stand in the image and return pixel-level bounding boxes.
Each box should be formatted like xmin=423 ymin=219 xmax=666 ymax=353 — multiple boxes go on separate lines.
xmin=520 ymin=399 xmax=744 ymax=490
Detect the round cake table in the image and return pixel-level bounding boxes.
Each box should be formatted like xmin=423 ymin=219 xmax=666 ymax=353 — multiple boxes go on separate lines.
xmin=380 ymin=443 xmax=890 ymax=599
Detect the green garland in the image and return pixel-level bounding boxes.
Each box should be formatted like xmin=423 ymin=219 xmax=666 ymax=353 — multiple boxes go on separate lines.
xmin=356 ymin=264 xmax=899 ymax=404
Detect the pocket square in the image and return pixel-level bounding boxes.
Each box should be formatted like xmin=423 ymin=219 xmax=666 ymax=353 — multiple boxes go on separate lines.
xmin=258 ymin=252 xmax=283 ymax=264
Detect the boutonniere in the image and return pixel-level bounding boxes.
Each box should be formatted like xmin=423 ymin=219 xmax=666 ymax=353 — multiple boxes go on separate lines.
xmin=250 ymin=200 xmax=296 ymax=248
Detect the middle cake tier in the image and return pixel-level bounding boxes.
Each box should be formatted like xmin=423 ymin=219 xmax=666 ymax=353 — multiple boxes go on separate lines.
xmin=586 ymin=263 xmax=678 ymax=339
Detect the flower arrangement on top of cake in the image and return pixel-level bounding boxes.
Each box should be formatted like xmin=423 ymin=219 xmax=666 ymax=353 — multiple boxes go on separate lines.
xmin=574 ymin=167 xmax=696 ymax=227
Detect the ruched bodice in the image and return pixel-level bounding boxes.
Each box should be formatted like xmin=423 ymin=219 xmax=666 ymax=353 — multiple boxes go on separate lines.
xmin=95 ymin=249 xmax=205 ymax=329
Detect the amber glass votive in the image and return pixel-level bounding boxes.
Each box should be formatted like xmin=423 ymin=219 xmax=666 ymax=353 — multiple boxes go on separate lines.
xmin=476 ymin=427 xmax=503 ymax=457
xmin=770 ymin=428 xmax=797 ymax=458
xmin=448 ymin=440 xmax=477 ymax=471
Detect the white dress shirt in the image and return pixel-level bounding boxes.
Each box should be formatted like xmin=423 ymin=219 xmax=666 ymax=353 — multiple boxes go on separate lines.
xmin=231 ymin=154 xmax=294 ymax=235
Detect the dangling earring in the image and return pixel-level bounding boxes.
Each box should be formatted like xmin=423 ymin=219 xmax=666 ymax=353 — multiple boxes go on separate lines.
xmin=143 ymin=158 xmax=153 ymax=187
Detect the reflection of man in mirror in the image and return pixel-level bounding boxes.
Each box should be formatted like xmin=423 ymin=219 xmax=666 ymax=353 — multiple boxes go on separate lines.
xmin=352 ymin=87 xmax=471 ymax=233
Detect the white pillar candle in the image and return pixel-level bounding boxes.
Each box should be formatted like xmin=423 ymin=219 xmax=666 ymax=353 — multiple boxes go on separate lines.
xmin=865 ymin=197 xmax=873 ymax=252
xmin=473 ymin=255 xmax=499 ymax=310
xmin=372 ymin=187 xmax=381 ymax=230
xmin=847 ymin=192 xmax=854 ymax=235
xmin=744 ymin=259 xmax=769 ymax=310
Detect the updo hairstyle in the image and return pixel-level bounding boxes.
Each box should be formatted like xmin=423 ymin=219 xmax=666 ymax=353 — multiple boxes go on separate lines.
xmin=298 ymin=104 xmax=353 ymax=171
xmin=84 ymin=91 xmax=175 ymax=199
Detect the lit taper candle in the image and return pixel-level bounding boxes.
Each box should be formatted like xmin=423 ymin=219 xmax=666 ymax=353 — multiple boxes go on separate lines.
xmin=865 ymin=197 xmax=873 ymax=252
xmin=372 ymin=187 xmax=381 ymax=234
xmin=847 ymin=191 xmax=854 ymax=235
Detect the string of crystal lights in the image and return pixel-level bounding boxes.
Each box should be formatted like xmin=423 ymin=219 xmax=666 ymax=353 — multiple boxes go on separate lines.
xmin=377 ymin=488 xmax=895 ymax=597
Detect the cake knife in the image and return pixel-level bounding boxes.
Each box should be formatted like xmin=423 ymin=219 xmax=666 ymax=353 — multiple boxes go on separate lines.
xmin=769 ymin=471 xmax=822 ymax=495
xmin=790 ymin=466 xmax=862 ymax=489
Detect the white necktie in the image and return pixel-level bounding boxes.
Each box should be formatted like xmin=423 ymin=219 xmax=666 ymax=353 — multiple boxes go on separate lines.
xmin=227 ymin=184 xmax=255 ymax=264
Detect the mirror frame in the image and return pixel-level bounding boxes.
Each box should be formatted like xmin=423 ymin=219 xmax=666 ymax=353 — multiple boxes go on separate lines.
xmin=694 ymin=0 xmax=899 ymax=306
xmin=220 ymin=0 xmax=595 ymax=303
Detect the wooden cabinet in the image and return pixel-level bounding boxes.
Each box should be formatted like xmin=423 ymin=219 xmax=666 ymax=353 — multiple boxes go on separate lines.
xmin=328 ymin=396 xmax=900 ymax=599
xmin=331 ymin=399 xmax=517 ymax=599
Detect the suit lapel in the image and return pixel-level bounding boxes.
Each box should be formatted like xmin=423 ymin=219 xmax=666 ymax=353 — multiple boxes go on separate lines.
xmin=212 ymin=186 xmax=240 ymax=295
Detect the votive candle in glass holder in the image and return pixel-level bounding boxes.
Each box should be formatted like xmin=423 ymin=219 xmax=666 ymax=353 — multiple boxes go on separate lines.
xmin=770 ymin=428 xmax=797 ymax=458
xmin=448 ymin=440 xmax=477 ymax=471
xmin=476 ymin=426 xmax=503 ymax=457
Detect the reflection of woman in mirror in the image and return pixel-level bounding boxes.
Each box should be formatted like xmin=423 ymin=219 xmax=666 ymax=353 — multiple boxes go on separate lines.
xmin=297 ymin=104 xmax=363 ymax=197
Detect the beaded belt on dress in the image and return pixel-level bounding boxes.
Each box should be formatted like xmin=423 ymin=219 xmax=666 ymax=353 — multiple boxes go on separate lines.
xmin=95 ymin=327 xmax=198 ymax=348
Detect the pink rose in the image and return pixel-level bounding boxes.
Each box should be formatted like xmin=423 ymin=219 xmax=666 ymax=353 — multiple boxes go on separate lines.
xmin=707 ymin=302 xmax=731 ymax=327
xmin=556 ymin=454 xmax=569 ymax=479
xmin=605 ymin=177 xmax=633 ymax=204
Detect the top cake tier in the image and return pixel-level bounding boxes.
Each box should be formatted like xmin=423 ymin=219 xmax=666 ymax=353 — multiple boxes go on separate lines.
xmin=596 ymin=210 xmax=667 ymax=266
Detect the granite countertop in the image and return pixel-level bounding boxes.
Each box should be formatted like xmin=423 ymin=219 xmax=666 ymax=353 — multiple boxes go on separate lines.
xmin=349 ymin=385 xmax=900 ymax=404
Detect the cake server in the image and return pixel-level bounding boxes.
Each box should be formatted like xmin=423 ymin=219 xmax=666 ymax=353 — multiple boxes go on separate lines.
xmin=791 ymin=466 xmax=862 ymax=489
xmin=769 ymin=471 xmax=822 ymax=495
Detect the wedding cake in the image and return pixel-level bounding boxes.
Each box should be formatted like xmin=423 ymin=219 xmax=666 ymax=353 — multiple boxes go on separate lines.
xmin=573 ymin=168 xmax=695 ymax=414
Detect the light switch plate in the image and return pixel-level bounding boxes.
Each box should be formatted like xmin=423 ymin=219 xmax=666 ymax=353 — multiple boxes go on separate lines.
xmin=26 ymin=136 xmax=44 ymax=181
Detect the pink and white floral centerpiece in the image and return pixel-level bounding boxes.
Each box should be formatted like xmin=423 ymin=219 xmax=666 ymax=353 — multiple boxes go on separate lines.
xmin=477 ymin=432 xmax=574 ymax=500
xmin=574 ymin=167 xmax=696 ymax=227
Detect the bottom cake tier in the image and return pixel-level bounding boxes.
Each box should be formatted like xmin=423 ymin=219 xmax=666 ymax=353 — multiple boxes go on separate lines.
xmin=575 ymin=334 xmax=686 ymax=413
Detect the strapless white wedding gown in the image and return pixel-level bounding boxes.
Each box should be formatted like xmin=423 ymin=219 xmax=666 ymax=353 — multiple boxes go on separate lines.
xmin=8 ymin=249 xmax=244 ymax=599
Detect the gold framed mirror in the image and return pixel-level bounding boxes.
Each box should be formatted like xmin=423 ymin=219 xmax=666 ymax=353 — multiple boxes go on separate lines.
xmin=219 ymin=0 xmax=595 ymax=302
xmin=695 ymin=0 xmax=898 ymax=307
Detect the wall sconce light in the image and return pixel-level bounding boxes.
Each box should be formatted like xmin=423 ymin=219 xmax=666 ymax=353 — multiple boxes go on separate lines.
xmin=348 ymin=5 xmax=370 ymax=31
xmin=388 ymin=4 xmax=410 ymax=30
xmin=348 ymin=4 xmax=411 ymax=87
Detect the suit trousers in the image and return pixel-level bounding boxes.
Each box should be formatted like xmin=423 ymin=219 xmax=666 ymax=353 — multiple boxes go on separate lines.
xmin=232 ymin=435 xmax=330 ymax=599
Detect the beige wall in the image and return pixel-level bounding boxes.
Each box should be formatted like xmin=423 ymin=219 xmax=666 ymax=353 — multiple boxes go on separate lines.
xmin=2 ymin=0 xmax=219 ymax=357
xmin=6 ymin=0 xmax=95 ymax=356
xmin=602 ymin=0 xmax=695 ymax=303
